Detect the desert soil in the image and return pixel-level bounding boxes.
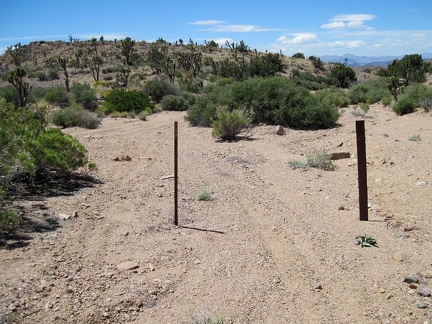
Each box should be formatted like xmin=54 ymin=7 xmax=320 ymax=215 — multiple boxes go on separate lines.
xmin=1 ymin=104 xmax=432 ymax=323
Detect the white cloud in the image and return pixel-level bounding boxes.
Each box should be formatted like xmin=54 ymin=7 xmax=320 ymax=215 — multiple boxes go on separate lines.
xmin=321 ymin=21 xmax=346 ymax=29
xmin=332 ymin=14 xmax=376 ymax=22
xmin=321 ymin=14 xmax=376 ymax=31
xmin=277 ymin=33 xmax=318 ymax=45
xmin=212 ymin=38 xmax=235 ymax=46
xmin=190 ymin=20 xmax=225 ymax=26
xmin=321 ymin=40 xmax=365 ymax=48
xmin=191 ymin=20 xmax=282 ymax=33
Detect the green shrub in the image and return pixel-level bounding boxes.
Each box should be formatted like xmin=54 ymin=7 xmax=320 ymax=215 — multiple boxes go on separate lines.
xmin=212 ymin=106 xmax=252 ymax=141
xmin=47 ymin=68 xmax=59 ymax=80
xmin=196 ymin=188 xmax=213 ymax=201
xmin=27 ymin=128 xmax=88 ymax=174
xmin=0 ymin=85 xmax=20 ymax=106
xmin=36 ymin=71 xmax=47 ymax=81
xmin=403 ymin=83 xmax=432 ymax=112
xmin=315 ymin=87 xmax=349 ymax=108
xmin=329 ymin=63 xmax=357 ymax=88
xmin=0 ymin=100 xmax=88 ymax=182
xmin=71 ymin=83 xmax=98 ymax=110
xmin=289 ymin=149 xmax=336 ymax=171
xmin=393 ymin=96 xmax=416 ymax=115
xmin=381 ymin=97 xmax=392 ymax=106
xmin=143 ymin=76 xmax=178 ymax=103
xmin=408 ymin=134 xmax=421 ymax=141
xmin=181 ymin=91 xmax=196 ymax=104
xmin=161 ymin=95 xmax=188 ymax=111
xmin=0 ymin=210 xmax=20 ymax=235
xmin=110 ymin=111 xmax=120 ymax=118
xmin=104 ymin=89 xmax=154 ymax=113
xmin=51 ymin=105 xmax=101 ymax=129
xmin=44 ymin=86 xmax=70 ymax=108
xmin=138 ymin=110 xmax=148 ymax=120
xmin=348 ymin=78 xmax=388 ymax=104
xmin=186 ymin=76 xmax=340 ymax=129
xmin=30 ymin=87 xmax=50 ymax=101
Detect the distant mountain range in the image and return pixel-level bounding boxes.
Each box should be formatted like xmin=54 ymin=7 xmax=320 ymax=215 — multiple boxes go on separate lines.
xmin=320 ymin=53 xmax=432 ymax=67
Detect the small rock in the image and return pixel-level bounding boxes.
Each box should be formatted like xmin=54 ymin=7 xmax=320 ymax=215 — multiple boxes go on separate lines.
xmin=275 ymin=125 xmax=285 ymax=135
xmin=409 ymin=283 xmax=419 ymax=289
xmin=416 ymin=181 xmax=427 ymax=186
xmin=72 ymin=211 xmax=78 ymax=218
xmin=417 ymin=302 xmax=429 ymax=309
xmin=114 ymin=155 xmax=132 ymax=162
xmin=338 ymin=206 xmax=345 ymax=210
xmin=330 ymin=152 xmax=351 ymax=160
xmin=58 ymin=213 xmax=70 ymax=220
xmin=148 ymin=264 xmax=155 ymax=271
xmin=314 ymin=284 xmax=323 ymax=290
xmin=404 ymin=277 xmax=420 ymax=284
xmin=404 ymin=226 xmax=415 ymax=232
xmin=416 ymin=286 xmax=432 ymax=297
xmin=117 ymin=261 xmax=139 ymax=271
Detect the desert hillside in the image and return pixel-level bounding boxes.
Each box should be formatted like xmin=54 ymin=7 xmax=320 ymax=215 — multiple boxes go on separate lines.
xmin=1 ymin=39 xmax=432 ymax=323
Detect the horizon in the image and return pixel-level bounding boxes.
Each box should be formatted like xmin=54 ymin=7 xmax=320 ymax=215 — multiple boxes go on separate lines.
xmin=1 ymin=0 xmax=431 ymax=58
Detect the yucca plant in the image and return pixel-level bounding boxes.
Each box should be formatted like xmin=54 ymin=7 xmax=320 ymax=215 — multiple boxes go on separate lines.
xmin=354 ymin=234 xmax=378 ymax=248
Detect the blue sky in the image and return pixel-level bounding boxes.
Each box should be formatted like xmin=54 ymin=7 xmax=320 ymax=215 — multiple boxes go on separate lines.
xmin=1 ymin=0 xmax=431 ymax=57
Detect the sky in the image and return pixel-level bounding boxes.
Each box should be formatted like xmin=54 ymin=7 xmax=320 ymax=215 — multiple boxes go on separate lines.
xmin=1 ymin=0 xmax=432 ymax=58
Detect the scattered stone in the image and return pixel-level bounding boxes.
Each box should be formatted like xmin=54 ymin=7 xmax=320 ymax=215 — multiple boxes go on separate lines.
xmin=416 ymin=286 xmax=432 ymax=297
xmin=330 ymin=152 xmax=351 ymax=160
xmin=338 ymin=206 xmax=345 ymax=210
xmin=160 ymin=174 xmax=174 ymax=180
xmin=314 ymin=284 xmax=323 ymax=290
xmin=404 ymin=277 xmax=420 ymax=284
xmin=275 ymin=125 xmax=285 ymax=135
xmin=72 ymin=211 xmax=79 ymax=218
xmin=117 ymin=261 xmax=139 ymax=271
xmin=114 ymin=155 xmax=132 ymax=162
xmin=58 ymin=213 xmax=70 ymax=220
xmin=138 ymin=157 xmax=152 ymax=160
xmin=416 ymin=181 xmax=427 ymax=186
xmin=148 ymin=264 xmax=155 ymax=272
xmin=409 ymin=283 xmax=419 ymax=289
xmin=417 ymin=302 xmax=429 ymax=309
xmin=403 ymin=226 xmax=416 ymax=232
xmin=148 ymin=289 xmax=158 ymax=296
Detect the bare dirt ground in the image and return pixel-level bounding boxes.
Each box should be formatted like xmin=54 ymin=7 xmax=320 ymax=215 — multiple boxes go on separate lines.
xmin=1 ymin=104 xmax=432 ymax=323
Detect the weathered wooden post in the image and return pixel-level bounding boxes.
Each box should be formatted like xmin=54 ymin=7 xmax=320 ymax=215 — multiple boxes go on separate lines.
xmin=356 ymin=120 xmax=368 ymax=221
xmin=174 ymin=121 xmax=179 ymax=226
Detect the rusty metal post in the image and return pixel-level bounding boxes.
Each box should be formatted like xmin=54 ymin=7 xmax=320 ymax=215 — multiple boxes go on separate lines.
xmin=356 ymin=120 xmax=368 ymax=221
xmin=174 ymin=121 xmax=178 ymax=226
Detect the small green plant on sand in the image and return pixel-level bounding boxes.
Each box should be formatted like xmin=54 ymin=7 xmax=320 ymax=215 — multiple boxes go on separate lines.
xmin=196 ymin=188 xmax=213 ymax=201
xmin=408 ymin=134 xmax=421 ymax=141
xmin=0 ymin=210 xmax=20 ymax=235
xmin=289 ymin=149 xmax=336 ymax=171
xmin=354 ymin=234 xmax=378 ymax=248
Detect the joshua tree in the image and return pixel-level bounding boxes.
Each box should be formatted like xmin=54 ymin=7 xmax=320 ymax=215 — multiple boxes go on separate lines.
xmin=58 ymin=58 xmax=70 ymax=92
xmin=8 ymin=67 xmax=32 ymax=107
xmin=388 ymin=76 xmax=404 ymax=101
xmin=6 ymin=43 xmax=29 ymax=66
xmin=88 ymin=56 xmax=103 ymax=82
xmin=117 ymin=67 xmax=131 ymax=89
xmin=121 ymin=37 xmax=135 ymax=66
